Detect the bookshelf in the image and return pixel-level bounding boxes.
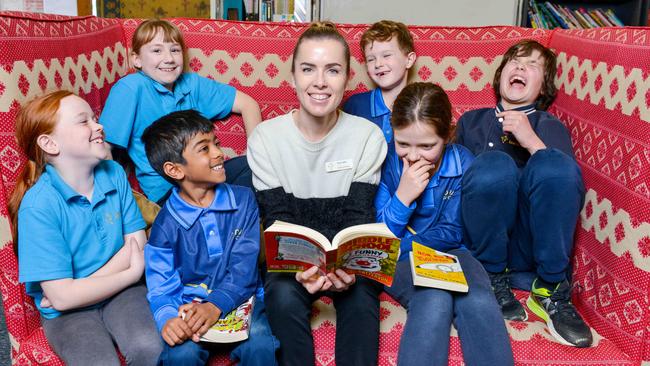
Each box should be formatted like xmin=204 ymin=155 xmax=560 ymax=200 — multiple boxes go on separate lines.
xmin=520 ymin=0 xmax=649 ymax=27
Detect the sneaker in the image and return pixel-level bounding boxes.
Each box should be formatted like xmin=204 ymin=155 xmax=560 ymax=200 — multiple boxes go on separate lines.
xmin=526 ymin=278 xmax=593 ymax=348
xmin=488 ymin=271 xmax=528 ymax=321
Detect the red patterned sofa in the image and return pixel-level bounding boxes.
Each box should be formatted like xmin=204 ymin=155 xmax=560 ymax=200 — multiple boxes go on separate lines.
xmin=0 ymin=11 xmax=648 ymax=366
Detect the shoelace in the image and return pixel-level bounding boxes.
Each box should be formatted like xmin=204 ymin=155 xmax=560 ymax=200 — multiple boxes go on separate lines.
xmin=491 ymin=273 xmax=516 ymax=303
xmin=549 ymin=283 xmax=581 ymax=320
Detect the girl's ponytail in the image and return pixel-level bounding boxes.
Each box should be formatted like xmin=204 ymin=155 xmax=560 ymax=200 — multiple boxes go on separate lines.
xmin=8 ymin=90 xmax=73 ymax=254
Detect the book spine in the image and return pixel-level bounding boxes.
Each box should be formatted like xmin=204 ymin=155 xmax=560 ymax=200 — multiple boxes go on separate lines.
xmin=544 ymin=1 xmax=571 ymax=29
xmin=539 ymin=2 xmax=560 ymax=28
xmin=589 ymin=9 xmax=607 ymax=27
xmin=593 ymin=8 xmax=614 ymax=27
xmin=558 ymin=5 xmax=580 ymax=28
xmin=605 ymin=9 xmax=625 ymax=27
xmin=578 ymin=8 xmax=600 ymax=28
xmin=572 ymin=8 xmax=593 ymax=28
xmin=528 ymin=9 xmax=539 ymax=28
xmin=530 ymin=1 xmax=548 ymax=29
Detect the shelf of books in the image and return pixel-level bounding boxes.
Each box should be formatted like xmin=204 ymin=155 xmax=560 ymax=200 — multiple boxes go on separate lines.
xmin=522 ymin=0 xmax=649 ymax=28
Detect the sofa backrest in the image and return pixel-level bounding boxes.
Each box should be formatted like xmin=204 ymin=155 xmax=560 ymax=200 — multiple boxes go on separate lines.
xmin=548 ymin=28 xmax=650 ymax=362
xmin=119 ymin=19 xmax=550 ymax=157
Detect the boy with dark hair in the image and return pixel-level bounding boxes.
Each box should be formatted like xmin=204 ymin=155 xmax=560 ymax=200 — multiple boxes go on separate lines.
xmin=456 ymin=40 xmax=592 ymax=348
xmin=141 ymin=110 xmax=278 ymax=366
xmin=343 ymin=20 xmax=416 ymax=155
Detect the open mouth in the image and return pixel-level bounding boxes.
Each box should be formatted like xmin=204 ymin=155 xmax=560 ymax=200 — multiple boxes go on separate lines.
xmin=158 ymin=66 xmax=178 ymax=72
xmin=376 ymin=71 xmax=388 ymax=77
xmin=90 ymin=136 xmax=105 ymax=144
xmin=509 ymin=75 xmax=526 ymax=87
xmin=309 ymin=93 xmax=330 ymax=101
xmin=210 ymin=163 xmax=224 ymax=171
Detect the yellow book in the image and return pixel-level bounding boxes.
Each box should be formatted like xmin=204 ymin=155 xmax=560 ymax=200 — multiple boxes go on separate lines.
xmin=409 ymin=242 xmax=468 ymax=292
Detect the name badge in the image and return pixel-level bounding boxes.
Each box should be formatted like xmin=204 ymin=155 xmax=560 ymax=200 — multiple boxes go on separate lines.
xmin=325 ymin=159 xmax=353 ymax=173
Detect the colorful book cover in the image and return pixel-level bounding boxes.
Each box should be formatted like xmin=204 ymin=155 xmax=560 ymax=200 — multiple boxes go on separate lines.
xmin=409 ymin=242 xmax=468 ymax=292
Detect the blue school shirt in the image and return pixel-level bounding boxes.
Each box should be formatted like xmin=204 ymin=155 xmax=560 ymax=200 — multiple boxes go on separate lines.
xmin=375 ymin=144 xmax=474 ymax=259
xmin=455 ymin=103 xmax=575 ymax=168
xmin=100 ymin=71 xmax=237 ymax=202
xmin=17 ymin=160 xmax=146 ymax=319
xmin=144 ymin=184 xmax=263 ymax=332
xmin=343 ymin=88 xmax=394 ymax=155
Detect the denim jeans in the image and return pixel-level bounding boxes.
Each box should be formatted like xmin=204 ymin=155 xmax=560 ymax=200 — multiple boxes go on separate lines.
xmin=264 ymin=272 xmax=382 ymax=366
xmin=41 ymin=285 xmax=162 ymax=366
xmin=461 ymin=149 xmax=585 ymax=283
xmin=385 ymin=249 xmax=513 ymax=366
xmin=159 ymin=297 xmax=279 ymax=366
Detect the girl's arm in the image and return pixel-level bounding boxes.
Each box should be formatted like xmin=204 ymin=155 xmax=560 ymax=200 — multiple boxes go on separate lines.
xmin=90 ymin=230 xmax=147 ymax=278
xmin=231 ymin=90 xmax=262 ymax=136
xmin=375 ymin=154 xmax=415 ymax=238
xmin=40 ymin=240 xmax=143 ymax=312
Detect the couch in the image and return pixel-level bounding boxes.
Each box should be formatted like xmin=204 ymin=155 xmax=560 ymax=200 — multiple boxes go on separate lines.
xmin=0 ymin=11 xmax=648 ymax=366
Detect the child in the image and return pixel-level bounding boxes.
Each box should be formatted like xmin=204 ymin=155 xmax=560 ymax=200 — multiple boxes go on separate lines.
xmin=141 ymin=110 xmax=278 ymax=366
xmin=246 ymin=22 xmax=387 ymax=366
xmin=376 ymin=82 xmax=513 ymax=366
xmin=343 ymin=20 xmax=416 ymax=155
xmin=455 ymin=40 xmax=592 ymax=347
xmin=100 ymin=19 xmax=262 ymax=204
xmin=9 ymin=91 xmax=162 ymax=365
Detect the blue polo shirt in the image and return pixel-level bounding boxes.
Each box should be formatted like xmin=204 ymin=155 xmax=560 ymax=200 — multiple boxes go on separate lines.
xmin=375 ymin=144 xmax=474 ymax=259
xmin=145 ymin=184 xmax=263 ymax=332
xmin=100 ymin=71 xmax=237 ymax=202
xmin=343 ymin=88 xmax=394 ymax=155
xmin=18 ymin=160 xmax=146 ymax=319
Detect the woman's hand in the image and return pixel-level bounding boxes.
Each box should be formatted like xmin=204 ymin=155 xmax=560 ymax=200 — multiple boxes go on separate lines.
xmin=296 ymin=266 xmax=332 ymax=294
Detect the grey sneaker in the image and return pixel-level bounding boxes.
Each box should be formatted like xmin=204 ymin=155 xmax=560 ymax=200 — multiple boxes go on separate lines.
xmin=527 ymin=278 xmax=593 ymax=348
xmin=488 ymin=271 xmax=527 ymax=321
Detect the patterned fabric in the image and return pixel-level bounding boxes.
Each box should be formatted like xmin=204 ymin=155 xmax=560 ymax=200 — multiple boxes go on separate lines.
xmin=0 ymin=12 xmax=647 ymax=366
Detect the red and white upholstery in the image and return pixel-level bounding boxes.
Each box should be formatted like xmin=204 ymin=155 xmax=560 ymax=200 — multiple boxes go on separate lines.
xmin=0 ymin=12 xmax=648 ymax=365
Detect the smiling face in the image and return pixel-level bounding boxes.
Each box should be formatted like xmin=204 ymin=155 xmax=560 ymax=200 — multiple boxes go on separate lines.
xmin=132 ymin=30 xmax=184 ymax=91
xmin=292 ymin=38 xmax=349 ymax=123
xmin=394 ymin=121 xmax=446 ymax=168
xmin=364 ymin=37 xmax=415 ymax=92
xmin=50 ymin=95 xmax=107 ymax=165
xmin=178 ymin=131 xmax=226 ymax=189
xmin=498 ymin=49 xmax=545 ymax=109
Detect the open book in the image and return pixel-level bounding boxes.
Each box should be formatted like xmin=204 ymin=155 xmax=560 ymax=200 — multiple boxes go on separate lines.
xmin=196 ymin=296 xmax=255 ymax=343
xmin=264 ymin=221 xmax=401 ymax=286
xmin=409 ymin=242 xmax=468 ymax=292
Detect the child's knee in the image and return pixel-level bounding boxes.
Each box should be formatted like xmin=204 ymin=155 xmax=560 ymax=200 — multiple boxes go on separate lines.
xmin=233 ymin=334 xmax=279 ymax=366
xmin=160 ymin=341 xmax=208 ymax=366
xmin=124 ymin=336 xmax=163 ymax=365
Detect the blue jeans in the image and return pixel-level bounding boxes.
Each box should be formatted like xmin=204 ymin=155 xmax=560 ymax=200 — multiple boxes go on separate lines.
xmin=385 ymin=249 xmax=513 ymax=366
xmin=159 ymin=297 xmax=279 ymax=366
xmin=264 ymin=273 xmax=382 ymax=366
xmin=461 ymin=149 xmax=585 ymax=284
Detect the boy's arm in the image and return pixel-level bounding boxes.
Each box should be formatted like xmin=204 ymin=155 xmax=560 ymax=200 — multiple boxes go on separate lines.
xmin=231 ymin=90 xmax=262 ymax=136
xmin=205 ymin=192 xmax=260 ymax=316
xmin=145 ymin=227 xmax=186 ymax=332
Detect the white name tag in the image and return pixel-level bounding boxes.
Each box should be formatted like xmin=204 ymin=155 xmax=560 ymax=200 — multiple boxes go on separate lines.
xmin=325 ymin=159 xmax=353 ymax=173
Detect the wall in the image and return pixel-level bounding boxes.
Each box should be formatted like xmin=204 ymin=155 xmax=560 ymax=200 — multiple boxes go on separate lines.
xmin=320 ymin=0 xmax=522 ymax=26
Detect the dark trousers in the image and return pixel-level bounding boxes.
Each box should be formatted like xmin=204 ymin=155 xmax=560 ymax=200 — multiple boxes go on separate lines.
xmin=461 ymin=149 xmax=585 ymax=284
xmin=264 ymin=272 xmax=382 ymax=366
xmin=385 ymin=249 xmax=513 ymax=366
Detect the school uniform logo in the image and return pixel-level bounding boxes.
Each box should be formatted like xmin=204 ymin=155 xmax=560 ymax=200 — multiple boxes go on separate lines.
xmin=443 ymin=190 xmax=456 ymax=200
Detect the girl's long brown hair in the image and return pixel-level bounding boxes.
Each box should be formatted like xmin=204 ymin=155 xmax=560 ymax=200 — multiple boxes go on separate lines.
xmin=8 ymin=90 xmax=73 ymax=253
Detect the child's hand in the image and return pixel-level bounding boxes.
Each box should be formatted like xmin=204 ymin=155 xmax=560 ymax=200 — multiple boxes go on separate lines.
xmin=497 ymin=110 xmax=546 ymax=154
xmin=395 ymin=158 xmax=431 ymax=206
xmin=125 ymin=238 xmax=144 ymax=283
xmin=327 ymin=269 xmax=356 ymax=292
xmin=40 ymin=296 xmax=52 ymax=308
xmin=162 ymin=317 xmax=193 ymax=346
xmin=184 ymin=302 xmax=221 ymax=339
xmin=296 ymin=266 xmax=332 ymax=294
